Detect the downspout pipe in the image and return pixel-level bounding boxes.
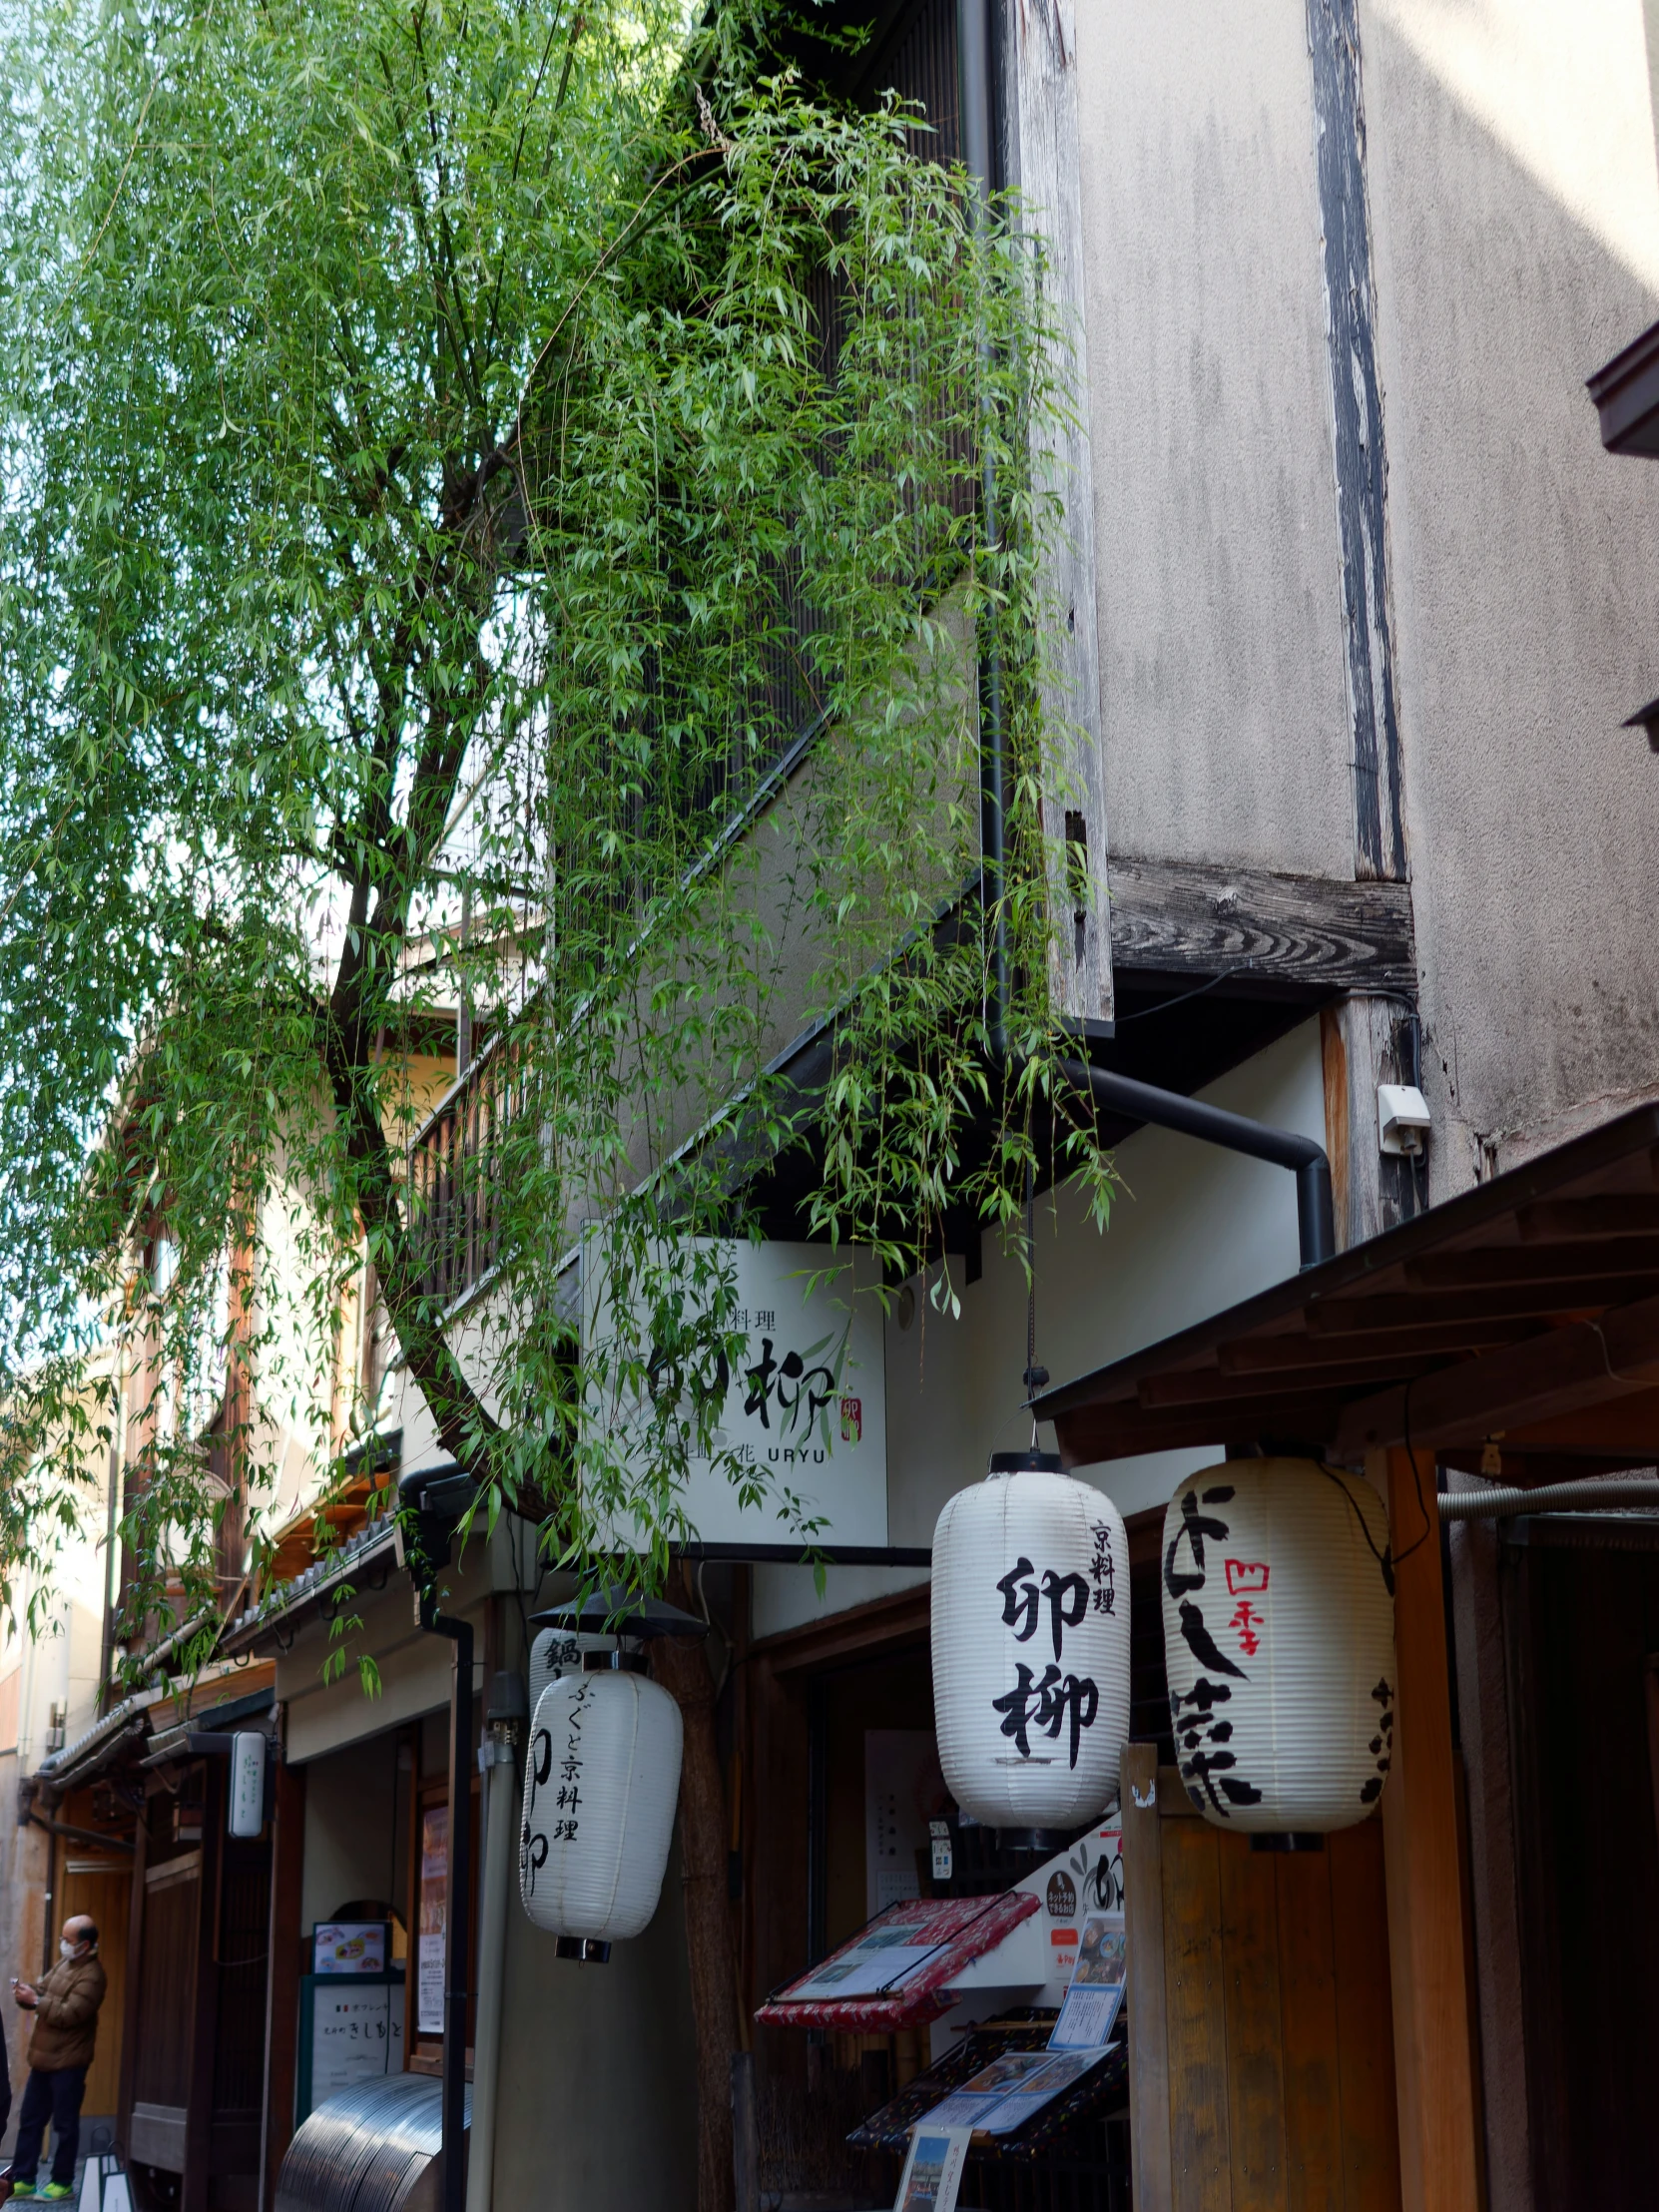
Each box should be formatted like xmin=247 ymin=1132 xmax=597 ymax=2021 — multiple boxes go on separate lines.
xmin=423 ymin=1594 xmax=473 ymax=2212
xmin=956 ymin=0 xmax=1336 ymax=1275
xmin=399 ymin=1465 xmax=481 ymax=2212
xmin=465 ymin=1674 xmax=526 ymax=2212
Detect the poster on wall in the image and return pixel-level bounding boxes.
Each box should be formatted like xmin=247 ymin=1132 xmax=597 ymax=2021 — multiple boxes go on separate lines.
xmin=313 ymin=1921 xmax=387 ymax=1974
xmin=581 ymin=1236 xmax=888 ymax=1550
xmin=864 ymin=1731 xmax=947 ymax=1919
xmin=892 ymin=2124 xmax=972 ymax=2212
xmin=417 ymin=1806 xmax=447 ymax=2036
xmin=308 ymin=1980 xmax=405 ymax=2109
xmin=1049 ymin=1915 xmax=1127 ymax=2049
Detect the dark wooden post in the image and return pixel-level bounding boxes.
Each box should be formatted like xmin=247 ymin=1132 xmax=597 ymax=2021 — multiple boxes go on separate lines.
xmin=260 ymin=1758 xmax=306 ymax=2212
xmin=1376 ymin=1447 xmax=1479 ymax=2211
xmin=182 ymin=1764 xmax=224 ymax=2212
xmin=115 ymin=1798 xmax=150 ymax=2163
xmin=653 ymin=1598 xmax=738 ymax=2212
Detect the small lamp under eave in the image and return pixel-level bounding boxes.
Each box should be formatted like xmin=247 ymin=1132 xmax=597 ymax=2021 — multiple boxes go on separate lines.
xmin=1161 ymin=1457 xmax=1395 ymax=1834
xmin=931 ymin=1452 xmax=1131 ymax=1832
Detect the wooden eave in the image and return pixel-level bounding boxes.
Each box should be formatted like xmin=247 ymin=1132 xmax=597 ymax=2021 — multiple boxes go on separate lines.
xmin=1033 ymin=1100 xmax=1659 ymax=1477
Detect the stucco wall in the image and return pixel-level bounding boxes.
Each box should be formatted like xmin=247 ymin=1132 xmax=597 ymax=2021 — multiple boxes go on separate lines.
xmin=490 ymin=1849 xmax=700 ymax=2212
xmin=1074 ymin=0 xmax=1355 ymax=876
xmin=1359 ymin=0 xmax=1659 ymax=1186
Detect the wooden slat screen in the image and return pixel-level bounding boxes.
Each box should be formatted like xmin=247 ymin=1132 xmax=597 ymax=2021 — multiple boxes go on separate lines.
xmin=1119 ymin=1747 xmax=1400 ymax=2212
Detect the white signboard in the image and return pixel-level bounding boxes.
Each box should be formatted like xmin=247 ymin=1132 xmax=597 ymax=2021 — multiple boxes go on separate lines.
xmin=310 ymin=1983 xmax=404 ymax=2107
xmin=581 ymin=1237 xmax=888 ymax=1550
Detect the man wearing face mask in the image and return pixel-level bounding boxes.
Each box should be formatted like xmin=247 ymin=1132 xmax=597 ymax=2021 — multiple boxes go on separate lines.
xmin=7 ymin=1917 xmax=107 ymax=2200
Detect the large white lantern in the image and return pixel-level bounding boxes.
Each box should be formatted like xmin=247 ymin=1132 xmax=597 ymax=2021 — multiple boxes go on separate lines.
xmin=519 ymin=1661 xmax=683 ymax=1957
xmin=528 ymin=1628 xmax=614 ymax=1710
xmin=932 ymin=1453 xmax=1131 ymax=1830
xmin=1161 ymin=1457 xmax=1395 ymax=1833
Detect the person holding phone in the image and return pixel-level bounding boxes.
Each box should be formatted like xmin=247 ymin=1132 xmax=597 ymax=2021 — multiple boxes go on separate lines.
xmin=7 ymin=1918 xmax=106 ymax=2200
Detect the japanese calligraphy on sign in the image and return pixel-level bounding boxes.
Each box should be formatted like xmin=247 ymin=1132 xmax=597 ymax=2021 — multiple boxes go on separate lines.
xmin=581 ymin=1237 xmax=888 ymax=1549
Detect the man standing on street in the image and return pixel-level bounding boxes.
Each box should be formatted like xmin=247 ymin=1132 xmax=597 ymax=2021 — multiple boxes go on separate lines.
xmin=8 ymin=1917 xmax=107 ymax=2200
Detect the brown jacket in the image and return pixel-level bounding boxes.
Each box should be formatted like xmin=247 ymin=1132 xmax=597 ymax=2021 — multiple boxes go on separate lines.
xmin=26 ymin=1950 xmax=106 ymax=2074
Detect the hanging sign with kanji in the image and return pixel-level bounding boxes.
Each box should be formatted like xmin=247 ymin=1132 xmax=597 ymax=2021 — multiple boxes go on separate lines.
xmin=581 ymin=1236 xmax=889 ymax=1550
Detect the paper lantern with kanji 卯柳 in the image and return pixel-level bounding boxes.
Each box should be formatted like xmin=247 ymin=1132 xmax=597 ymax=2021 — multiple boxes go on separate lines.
xmin=1161 ymin=1457 xmax=1395 ymax=1832
xmin=519 ymin=1665 xmax=683 ymax=1944
xmin=931 ymin=1453 xmax=1131 ymax=1829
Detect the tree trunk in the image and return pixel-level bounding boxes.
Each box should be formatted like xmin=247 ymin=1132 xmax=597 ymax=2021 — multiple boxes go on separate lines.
xmin=653 ymin=1592 xmax=738 ymax=2212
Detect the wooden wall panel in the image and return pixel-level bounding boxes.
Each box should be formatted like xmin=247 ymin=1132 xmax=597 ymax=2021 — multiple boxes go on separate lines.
xmin=1329 ymin=1821 xmax=1401 ymax=2212
xmin=1121 ymin=1754 xmax=1401 ymax=2212
xmin=1218 ymin=1848 xmax=1288 ymax=2210
xmin=1163 ymin=1820 xmax=1231 ymax=2212
xmin=1274 ymin=1854 xmax=1343 ymax=2212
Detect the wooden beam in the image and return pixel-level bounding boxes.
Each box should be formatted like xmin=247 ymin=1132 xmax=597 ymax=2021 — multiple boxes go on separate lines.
xmin=1106 ymin=856 xmax=1415 ymax=993
xmin=1306 ymin=1275 xmax=1659 ymax=1335
xmin=1137 ymin=1349 xmax=1452 ymax=1408
xmin=1406 ymin=1239 xmax=1659 ymax=1290
xmin=1517 ymin=1193 xmax=1659 ymax=1241
xmin=1336 ymin=1291 xmax=1659 ymax=1454
xmin=1373 ymin=1447 xmax=1480 ymax=2212
xmin=1056 ymin=1390 xmax=1351 ymax=1467
xmin=1218 ymin=1319 xmax=1536 ymax=1372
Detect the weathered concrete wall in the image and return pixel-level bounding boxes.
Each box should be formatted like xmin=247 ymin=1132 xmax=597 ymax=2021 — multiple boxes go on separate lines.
xmin=1074 ymin=0 xmax=1355 ymax=876
xmin=1362 ymin=0 xmax=1659 ymax=1187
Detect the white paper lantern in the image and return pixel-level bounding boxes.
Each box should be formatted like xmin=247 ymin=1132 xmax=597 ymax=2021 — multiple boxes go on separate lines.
xmin=519 ymin=1665 xmax=683 ymax=1946
xmin=528 ymin=1628 xmax=615 ymax=1711
xmin=931 ymin=1454 xmax=1131 ymax=1830
xmin=1161 ymin=1457 xmax=1395 ymax=1832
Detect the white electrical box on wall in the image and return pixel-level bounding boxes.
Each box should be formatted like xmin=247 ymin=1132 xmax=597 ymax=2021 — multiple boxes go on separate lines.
xmin=1378 ymin=1083 xmax=1432 ymax=1156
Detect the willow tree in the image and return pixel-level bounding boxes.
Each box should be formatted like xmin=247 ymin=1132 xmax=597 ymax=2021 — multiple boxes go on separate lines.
xmin=0 ymin=0 xmax=1108 ymax=1634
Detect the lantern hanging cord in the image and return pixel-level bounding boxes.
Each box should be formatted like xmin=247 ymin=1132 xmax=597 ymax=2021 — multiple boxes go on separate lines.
xmin=1392 ymin=1379 xmax=1434 ymax=1569
xmin=1022 ymin=1164 xmax=1047 ymax=1447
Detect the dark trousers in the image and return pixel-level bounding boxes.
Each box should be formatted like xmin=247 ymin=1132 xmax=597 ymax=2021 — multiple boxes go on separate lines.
xmin=13 ymin=2065 xmax=87 ymax=2187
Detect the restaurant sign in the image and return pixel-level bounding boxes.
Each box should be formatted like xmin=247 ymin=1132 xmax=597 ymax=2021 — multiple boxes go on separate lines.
xmin=581 ymin=1236 xmax=889 ymax=1550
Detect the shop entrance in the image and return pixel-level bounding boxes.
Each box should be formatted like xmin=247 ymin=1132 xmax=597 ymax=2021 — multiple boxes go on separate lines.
xmin=1506 ymin=1527 xmax=1659 ymax=2209
xmin=746 ymin=1585 xmax=1132 ymax=2211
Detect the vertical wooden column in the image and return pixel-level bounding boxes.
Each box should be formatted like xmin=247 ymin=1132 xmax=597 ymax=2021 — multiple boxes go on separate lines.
xmin=1119 ymin=1744 xmax=1172 ymax=2212
xmin=183 ymin=1763 xmax=224 ymax=2212
xmin=260 ymin=1758 xmax=306 ymax=2212
xmin=1372 ymin=1448 xmax=1479 ymax=2212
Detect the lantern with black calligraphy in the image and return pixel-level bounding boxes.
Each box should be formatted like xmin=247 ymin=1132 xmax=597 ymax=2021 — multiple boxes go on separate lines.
xmin=931 ymin=1452 xmax=1131 ymax=1830
xmin=519 ymin=1659 xmax=683 ymax=1959
xmin=1161 ymin=1457 xmax=1395 ymax=1833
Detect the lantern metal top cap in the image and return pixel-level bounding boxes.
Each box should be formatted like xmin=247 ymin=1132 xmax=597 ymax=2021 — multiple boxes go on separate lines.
xmin=527 ymin=1582 xmax=708 ymax=1640
xmin=987 ymin=1449 xmax=1064 ymax=1474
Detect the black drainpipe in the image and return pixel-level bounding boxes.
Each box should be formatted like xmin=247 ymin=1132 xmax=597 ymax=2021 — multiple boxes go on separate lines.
xmin=400 ymin=1470 xmax=476 ymax=2212
xmin=955 ymin=0 xmax=1335 ymax=1275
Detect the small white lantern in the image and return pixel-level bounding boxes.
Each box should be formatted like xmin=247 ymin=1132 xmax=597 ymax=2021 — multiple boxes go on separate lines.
xmin=931 ymin=1453 xmax=1131 ymax=1830
xmin=519 ymin=1662 xmax=683 ymax=1954
xmin=227 ymin=1731 xmax=266 ymax=1839
xmin=1161 ymin=1457 xmax=1395 ymax=1832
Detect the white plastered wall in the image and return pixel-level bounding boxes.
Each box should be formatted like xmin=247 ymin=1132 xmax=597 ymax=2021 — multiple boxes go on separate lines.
xmin=753 ymin=1020 xmax=1326 ymax=1639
